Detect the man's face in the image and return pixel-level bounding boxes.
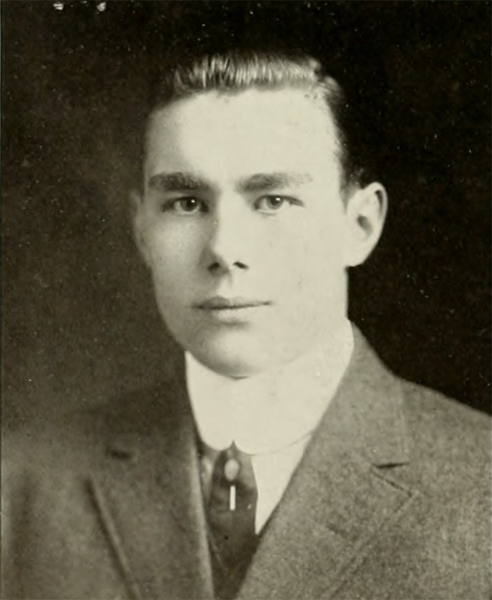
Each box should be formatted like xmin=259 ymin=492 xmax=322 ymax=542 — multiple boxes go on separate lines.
xmin=136 ymin=88 xmax=363 ymax=376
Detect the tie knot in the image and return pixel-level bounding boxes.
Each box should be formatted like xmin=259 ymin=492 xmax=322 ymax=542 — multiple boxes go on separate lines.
xmin=206 ymin=443 xmax=259 ymax=598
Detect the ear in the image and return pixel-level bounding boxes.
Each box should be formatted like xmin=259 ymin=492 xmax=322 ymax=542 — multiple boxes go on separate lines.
xmin=343 ymin=182 xmax=388 ymax=267
xmin=130 ymin=189 xmax=152 ymax=267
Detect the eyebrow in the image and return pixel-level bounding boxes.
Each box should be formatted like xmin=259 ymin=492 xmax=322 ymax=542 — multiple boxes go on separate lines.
xmin=238 ymin=172 xmax=313 ymax=192
xmin=147 ymin=171 xmax=313 ymax=193
xmin=147 ymin=172 xmax=211 ymax=192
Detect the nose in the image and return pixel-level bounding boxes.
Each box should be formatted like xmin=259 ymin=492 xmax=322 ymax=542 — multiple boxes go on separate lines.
xmin=203 ymin=207 xmax=250 ymax=275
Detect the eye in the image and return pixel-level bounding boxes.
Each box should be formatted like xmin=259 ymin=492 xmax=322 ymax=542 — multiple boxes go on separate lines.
xmin=254 ymin=195 xmax=300 ymax=213
xmin=163 ymin=197 xmax=206 ymax=215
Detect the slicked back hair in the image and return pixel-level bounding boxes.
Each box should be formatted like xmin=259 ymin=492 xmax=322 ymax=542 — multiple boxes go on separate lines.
xmin=142 ymin=51 xmax=369 ymax=194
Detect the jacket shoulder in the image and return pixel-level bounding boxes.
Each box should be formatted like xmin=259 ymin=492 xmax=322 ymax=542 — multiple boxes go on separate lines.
xmin=2 ymin=407 xmax=113 ymax=504
xmin=2 ymin=383 xmax=174 ymax=479
xmin=400 ymin=378 xmax=489 ymax=449
xmin=396 ymin=377 xmax=490 ymax=498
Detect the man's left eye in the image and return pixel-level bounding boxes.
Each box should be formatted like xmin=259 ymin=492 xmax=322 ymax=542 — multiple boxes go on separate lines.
xmin=255 ymin=195 xmax=294 ymax=213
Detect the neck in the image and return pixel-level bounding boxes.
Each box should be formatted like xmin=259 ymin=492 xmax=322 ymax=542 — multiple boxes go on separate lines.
xmin=186 ymin=319 xmax=354 ymax=454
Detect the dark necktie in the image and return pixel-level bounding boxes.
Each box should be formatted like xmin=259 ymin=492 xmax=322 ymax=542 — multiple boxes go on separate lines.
xmin=206 ymin=443 xmax=258 ymax=599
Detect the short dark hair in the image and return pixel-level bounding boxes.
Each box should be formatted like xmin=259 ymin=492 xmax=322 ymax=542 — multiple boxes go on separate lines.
xmin=141 ymin=50 xmax=374 ymax=192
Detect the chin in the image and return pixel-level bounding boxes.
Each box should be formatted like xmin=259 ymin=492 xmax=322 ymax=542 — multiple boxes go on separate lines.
xmin=183 ymin=333 xmax=271 ymax=378
xmin=193 ymin=349 xmax=260 ymax=379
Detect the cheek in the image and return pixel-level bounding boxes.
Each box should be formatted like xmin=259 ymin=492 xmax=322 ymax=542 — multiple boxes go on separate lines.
xmin=146 ymin=223 xmax=201 ymax=267
xmin=285 ymin=235 xmax=347 ymax=323
xmin=270 ymin=219 xmax=345 ymax=287
xmin=144 ymin=225 xmax=202 ymax=296
xmin=290 ymin=247 xmax=342 ymax=299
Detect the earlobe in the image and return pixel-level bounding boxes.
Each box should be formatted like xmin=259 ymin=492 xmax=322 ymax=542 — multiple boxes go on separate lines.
xmin=344 ymin=182 xmax=388 ymax=267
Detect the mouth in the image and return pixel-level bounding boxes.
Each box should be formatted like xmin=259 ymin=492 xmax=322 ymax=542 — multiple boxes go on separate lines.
xmin=195 ymin=296 xmax=271 ymax=311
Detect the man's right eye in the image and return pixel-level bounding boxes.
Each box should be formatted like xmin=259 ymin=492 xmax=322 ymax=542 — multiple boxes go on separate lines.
xmin=162 ymin=197 xmax=206 ymax=214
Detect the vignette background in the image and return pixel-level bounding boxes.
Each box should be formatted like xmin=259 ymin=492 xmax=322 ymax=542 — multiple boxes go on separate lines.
xmin=3 ymin=1 xmax=490 ymax=429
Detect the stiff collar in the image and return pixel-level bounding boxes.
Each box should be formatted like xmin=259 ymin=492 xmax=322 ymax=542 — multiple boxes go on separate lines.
xmin=186 ymin=320 xmax=354 ymax=455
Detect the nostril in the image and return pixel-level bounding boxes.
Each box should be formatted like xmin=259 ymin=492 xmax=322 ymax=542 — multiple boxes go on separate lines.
xmin=208 ymin=261 xmax=221 ymax=273
xmin=207 ymin=260 xmax=248 ymax=273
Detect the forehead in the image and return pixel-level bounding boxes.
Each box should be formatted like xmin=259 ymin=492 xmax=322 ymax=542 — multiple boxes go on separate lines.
xmin=145 ymin=87 xmax=341 ymax=182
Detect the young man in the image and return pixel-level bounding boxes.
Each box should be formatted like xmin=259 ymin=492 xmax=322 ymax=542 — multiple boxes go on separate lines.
xmin=2 ymin=52 xmax=490 ymax=600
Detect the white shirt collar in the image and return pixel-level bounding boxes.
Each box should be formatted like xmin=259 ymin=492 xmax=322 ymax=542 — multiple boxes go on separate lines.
xmin=186 ymin=319 xmax=354 ymax=455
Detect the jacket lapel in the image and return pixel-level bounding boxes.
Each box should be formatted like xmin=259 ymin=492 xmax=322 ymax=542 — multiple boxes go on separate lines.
xmin=89 ymin=356 xmax=214 ymax=600
xmin=238 ymin=330 xmax=418 ymax=600
xmin=86 ymin=330 xmax=418 ymax=600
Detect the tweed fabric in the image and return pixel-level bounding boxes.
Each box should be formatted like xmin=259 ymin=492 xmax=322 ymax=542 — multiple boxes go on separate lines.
xmin=2 ymin=329 xmax=491 ymax=599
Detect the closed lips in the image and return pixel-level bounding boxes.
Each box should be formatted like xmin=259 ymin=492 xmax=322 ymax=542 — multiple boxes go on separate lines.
xmin=195 ymin=297 xmax=270 ymax=309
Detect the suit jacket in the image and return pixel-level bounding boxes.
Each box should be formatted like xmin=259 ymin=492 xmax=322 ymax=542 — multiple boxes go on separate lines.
xmin=2 ymin=330 xmax=490 ymax=600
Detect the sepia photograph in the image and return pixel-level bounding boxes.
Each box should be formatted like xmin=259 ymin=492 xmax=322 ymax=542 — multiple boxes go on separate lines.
xmin=2 ymin=2 xmax=491 ymax=599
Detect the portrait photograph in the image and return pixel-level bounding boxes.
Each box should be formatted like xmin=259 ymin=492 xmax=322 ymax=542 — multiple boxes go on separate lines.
xmin=2 ymin=2 xmax=490 ymax=599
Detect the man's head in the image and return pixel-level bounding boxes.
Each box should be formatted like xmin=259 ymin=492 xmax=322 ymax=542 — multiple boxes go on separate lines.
xmin=133 ymin=51 xmax=387 ymax=377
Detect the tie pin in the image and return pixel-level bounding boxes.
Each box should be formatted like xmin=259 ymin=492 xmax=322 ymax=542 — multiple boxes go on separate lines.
xmin=224 ymin=457 xmax=240 ymax=482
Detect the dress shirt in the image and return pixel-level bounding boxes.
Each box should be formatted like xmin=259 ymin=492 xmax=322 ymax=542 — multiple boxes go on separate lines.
xmin=186 ymin=319 xmax=354 ymax=533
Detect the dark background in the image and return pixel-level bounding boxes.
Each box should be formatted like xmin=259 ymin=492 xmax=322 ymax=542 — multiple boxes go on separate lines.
xmin=3 ymin=1 xmax=490 ymax=430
